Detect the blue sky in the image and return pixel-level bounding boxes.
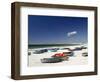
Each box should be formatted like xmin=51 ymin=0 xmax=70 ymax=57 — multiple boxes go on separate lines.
xmin=28 ymin=15 xmax=88 ymax=44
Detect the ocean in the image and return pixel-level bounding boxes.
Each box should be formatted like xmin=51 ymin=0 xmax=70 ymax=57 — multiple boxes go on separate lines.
xmin=28 ymin=44 xmax=79 ymax=49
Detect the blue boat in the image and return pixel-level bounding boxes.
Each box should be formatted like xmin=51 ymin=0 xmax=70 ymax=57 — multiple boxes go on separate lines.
xmin=73 ymin=47 xmax=82 ymax=51
xmin=33 ymin=49 xmax=47 ymax=54
xmin=47 ymin=48 xmax=58 ymax=52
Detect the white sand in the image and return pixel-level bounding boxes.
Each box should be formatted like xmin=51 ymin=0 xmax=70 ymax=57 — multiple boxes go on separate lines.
xmin=28 ymin=45 xmax=88 ymax=67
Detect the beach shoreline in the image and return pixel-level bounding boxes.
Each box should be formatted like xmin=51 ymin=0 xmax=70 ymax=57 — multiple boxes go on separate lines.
xmin=28 ymin=44 xmax=88 ymax=67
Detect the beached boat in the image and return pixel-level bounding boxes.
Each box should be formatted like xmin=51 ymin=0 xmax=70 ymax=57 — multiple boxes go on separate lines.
xmin=73 ymin=47 xmax=82 ymax=51
xmin=52 ymin=53 xmax=65 ymax=57
xmin=57 ymin=49 xmax=74 ymax=56
xmin=63 ymin=52 xmax=74 ymax=56
xmin=82 ymin=52 xmax=88 ymax=57
xmin=33 ymin=49 xmax=47 ymax=54
xmin=41 ymin=57 xmax=62 ymax=63
xmin=52 ymin=53 xmax=69 ymax=61
xmin=59 ymin=48 xmax=71 ymax=51
xmin=63 ymin=48 xmax=72 ymax=51
xmin=47 ymin=48 xmax=58 ymax=52
xmin=81 ymin=46 xmax=87 ymax=49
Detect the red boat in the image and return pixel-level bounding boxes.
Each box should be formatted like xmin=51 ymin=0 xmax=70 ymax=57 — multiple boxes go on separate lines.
xmin=52 ymin=53 xmax=69 ymax=61
xmin=52 ymin=53 xmax=65 ymax=57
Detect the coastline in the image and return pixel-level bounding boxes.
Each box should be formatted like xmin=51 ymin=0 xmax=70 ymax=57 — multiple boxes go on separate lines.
xmin=28 ymin=44 xmax=88 ymax=67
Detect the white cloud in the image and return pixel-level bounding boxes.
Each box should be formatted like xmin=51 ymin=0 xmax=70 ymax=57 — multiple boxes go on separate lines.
xmin=67 ymin=31 xmax=77 ymax=37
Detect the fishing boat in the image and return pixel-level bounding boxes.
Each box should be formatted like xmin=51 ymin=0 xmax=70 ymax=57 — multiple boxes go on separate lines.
xmin=41 ymin=57 xmax=62 ymax=63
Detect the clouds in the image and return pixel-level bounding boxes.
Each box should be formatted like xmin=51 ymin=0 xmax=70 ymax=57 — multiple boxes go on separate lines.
xmin=67 ymin=31 xmax=77 ymax=37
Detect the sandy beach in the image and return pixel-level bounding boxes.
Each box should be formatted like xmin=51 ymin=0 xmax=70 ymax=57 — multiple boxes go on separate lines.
xmin=28 ymin=45 xmax=88 ymax=67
